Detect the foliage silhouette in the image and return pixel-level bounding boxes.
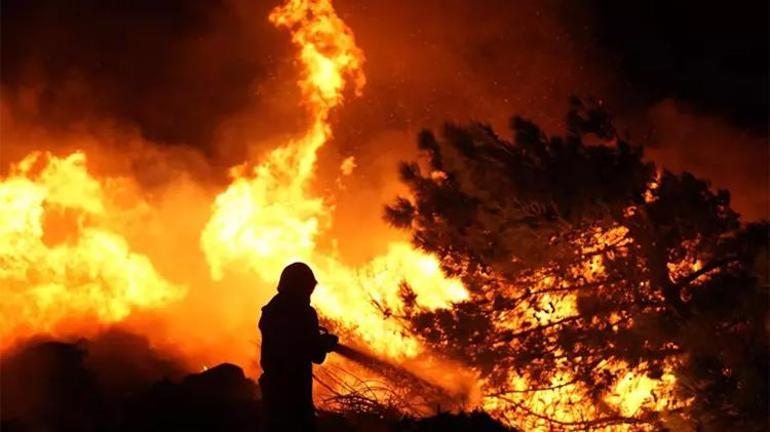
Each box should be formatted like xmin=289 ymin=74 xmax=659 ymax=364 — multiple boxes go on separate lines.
xmin=385 ymin=98 xmax=768 ymax=430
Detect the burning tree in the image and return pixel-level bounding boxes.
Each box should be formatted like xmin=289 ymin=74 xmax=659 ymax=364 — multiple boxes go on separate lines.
xmin=385 ymin=99 xmax=768 ymax=431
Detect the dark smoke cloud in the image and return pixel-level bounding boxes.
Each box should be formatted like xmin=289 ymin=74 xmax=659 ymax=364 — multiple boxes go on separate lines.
xmin=0 ymin=0 xmax=285 ymax=153
xmin=642 ymin=99 xmax=769 ymax=221
xmin=1 ymin=0 xmax=766 ymax=218
xmin=330 ymin=0 xmax=767 ymax=221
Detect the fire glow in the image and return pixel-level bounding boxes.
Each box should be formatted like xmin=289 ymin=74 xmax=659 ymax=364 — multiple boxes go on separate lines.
xmin=0 ymin=0 xmax=695 ymax=430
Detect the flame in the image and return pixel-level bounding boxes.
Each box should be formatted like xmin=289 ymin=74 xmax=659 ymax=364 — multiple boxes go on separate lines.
xmin=604 ymin=363 xmax=679 ymax=417
xmin=201 ymin=0 xmax=465 ymax=360
xmin=0 ymin=151 xmax=184 ymax=347
xmin=476 ymin=224 xmax=690 ymax=430
xmin=201 ymin=0 xmax=364 ymax=281
xmin=199 ymin=3 xmax=686 ymax=426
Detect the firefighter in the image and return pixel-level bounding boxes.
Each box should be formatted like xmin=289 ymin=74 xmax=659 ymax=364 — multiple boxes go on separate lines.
xmin=258 ymin=262 xmax=338 ymax=432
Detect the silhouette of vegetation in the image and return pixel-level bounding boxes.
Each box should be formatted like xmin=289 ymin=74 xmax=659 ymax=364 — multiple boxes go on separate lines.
xmin=385 ymin=98 xmax=768 ymax=430
xmin=0 ymin=335 xmax=517 ymax=432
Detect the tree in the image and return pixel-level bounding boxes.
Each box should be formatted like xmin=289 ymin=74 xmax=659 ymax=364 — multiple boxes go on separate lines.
xmin=384 ymin=99 xmax=768 ymax=431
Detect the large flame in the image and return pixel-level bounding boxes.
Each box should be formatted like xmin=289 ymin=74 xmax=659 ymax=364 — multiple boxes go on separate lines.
xmin=200 ymin=0 xmax=466 ymax=359
xmin=0 ymin=151 xmax=184 ymax=347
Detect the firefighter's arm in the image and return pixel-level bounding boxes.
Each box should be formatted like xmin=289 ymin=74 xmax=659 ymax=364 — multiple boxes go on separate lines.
xmin=308 ymin=309 xmax=338 ymax=364
xmin=308 ymin=308 xmax=327 ymax=364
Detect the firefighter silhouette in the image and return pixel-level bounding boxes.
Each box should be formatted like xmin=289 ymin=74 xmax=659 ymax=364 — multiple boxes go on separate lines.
xmin=258 ymin=262 xmax=338 ymax=432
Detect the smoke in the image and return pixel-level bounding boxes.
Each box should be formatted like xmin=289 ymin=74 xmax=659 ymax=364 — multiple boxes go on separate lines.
xmin=642 ymin=99 xmax=769 ymax=220
xmin=2 ymin=0 xmax=764 ymax=219
xmin=0 ymin=0 xmax=283 ymax=155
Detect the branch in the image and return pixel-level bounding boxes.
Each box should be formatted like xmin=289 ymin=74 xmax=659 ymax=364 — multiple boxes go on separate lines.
xmin=502 ymin=316 xmax=582 ymax=341
xmin=490 ymin=394 xmax=648 ymax=430
xmin=671 ymin=255 xmax=739 ymax=290
xmin=486 ymin=378 xmax=579 ymax=395
xmin=529 ymin=277 xmax=624 ymax=296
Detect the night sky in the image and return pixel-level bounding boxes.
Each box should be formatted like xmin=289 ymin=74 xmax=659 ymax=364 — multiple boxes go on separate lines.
xmin=2 ymin=0 xmax=767 ymax=218
xmin=591 ymin=0 xmax=767 ymax=133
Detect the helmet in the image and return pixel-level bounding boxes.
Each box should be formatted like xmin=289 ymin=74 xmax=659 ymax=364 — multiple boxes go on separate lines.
xmin=277 ymin=262 xmax=317 ymax=297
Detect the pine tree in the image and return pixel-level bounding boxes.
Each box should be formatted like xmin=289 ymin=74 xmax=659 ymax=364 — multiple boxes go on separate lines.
xmin=384 ymin=99 xmax=768 ymax=430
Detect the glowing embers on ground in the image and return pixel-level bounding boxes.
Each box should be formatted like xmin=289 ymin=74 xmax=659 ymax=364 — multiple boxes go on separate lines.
xmin=0 ymin=151 xmax=184 ymax=347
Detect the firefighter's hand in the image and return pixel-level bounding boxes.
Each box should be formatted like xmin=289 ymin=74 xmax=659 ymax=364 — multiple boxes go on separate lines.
xmin=320 ymin=333 xmax=339 ymax=353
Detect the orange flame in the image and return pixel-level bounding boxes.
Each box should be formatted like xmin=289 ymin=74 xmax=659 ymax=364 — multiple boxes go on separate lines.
xmin=200 ymin=0 xmax=466 ymax=361
xmin=0 ymin=151 xmax=184 ymax=346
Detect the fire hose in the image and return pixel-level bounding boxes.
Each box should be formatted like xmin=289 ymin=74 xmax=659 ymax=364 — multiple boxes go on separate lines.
xmin=317 ymin=327 xmax=452 ymax=405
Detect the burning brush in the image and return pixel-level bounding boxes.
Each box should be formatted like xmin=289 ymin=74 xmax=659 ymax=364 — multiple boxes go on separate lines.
xmin=317 ymin=326 xmax=460 ymax=416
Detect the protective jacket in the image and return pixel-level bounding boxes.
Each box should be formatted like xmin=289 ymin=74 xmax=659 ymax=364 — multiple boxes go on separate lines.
xmin=259 ymin=291 xmax=327 ymax=432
